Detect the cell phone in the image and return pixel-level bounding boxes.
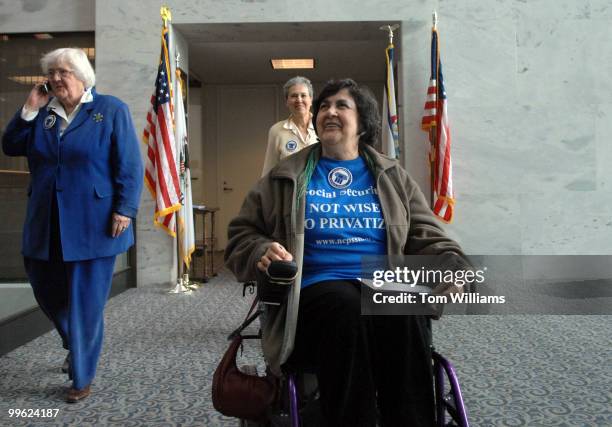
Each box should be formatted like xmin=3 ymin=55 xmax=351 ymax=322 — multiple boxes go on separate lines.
xmin=39 ymin=81 xmax=51 ymax=94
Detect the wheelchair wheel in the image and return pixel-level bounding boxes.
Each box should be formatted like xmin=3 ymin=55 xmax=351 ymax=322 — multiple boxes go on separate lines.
xmin=433 ymin=351 xmax=470 ymax=427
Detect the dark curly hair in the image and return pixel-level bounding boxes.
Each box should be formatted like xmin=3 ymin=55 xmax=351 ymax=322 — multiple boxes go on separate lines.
xmin=312 ymin=78 xmax=381 ymax=146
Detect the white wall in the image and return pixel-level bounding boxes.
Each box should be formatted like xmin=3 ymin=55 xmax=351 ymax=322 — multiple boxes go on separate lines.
xmin=2 ymin=0 xmax=611 ymax=287
xmin=0 ymin=0 xmax=94 ymax=33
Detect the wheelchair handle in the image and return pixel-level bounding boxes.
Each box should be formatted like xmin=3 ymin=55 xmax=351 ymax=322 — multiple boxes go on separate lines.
xmin=266 ymin=260 xmax=298 ymax=285
xmin=257 ymin=260 xmax=298 ymax=305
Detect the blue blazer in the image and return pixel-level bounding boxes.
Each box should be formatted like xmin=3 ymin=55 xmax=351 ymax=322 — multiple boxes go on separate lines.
xmin=2 ymin=89 xmax=143 ymax=261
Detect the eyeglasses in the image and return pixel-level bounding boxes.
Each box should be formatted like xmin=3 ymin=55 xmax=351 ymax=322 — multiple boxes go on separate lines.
xmin=47 ymin=68 xmax=73 ymax=78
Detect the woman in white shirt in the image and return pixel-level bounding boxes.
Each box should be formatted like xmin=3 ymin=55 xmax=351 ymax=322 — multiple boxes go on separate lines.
xmin=261 ymin=76 xmax=318 ymax=176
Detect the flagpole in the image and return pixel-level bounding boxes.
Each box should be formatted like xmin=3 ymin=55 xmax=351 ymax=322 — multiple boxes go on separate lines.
xmin=160 ymin=5 xmax=171 ymax=28
xmin=379 ymin=24 xmax=400 ymax=159
xmin=163 ymin=6 xmax=191 ymax=295
xmin=429 ymin=11 xmax=438 ymax=208
xmin=174 ymin=50 xmax=189 ymax=293
xmin=379 ymin=24 xmax=399 ymax=45
xmin=176 ymin=53 xmax=199 ymax=291
xmin=176 ymin=51 xmax=185 ymax=288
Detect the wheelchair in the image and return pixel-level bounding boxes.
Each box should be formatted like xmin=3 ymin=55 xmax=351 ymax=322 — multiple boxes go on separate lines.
xmin=227 ymin=261 xmax=470 ymax=427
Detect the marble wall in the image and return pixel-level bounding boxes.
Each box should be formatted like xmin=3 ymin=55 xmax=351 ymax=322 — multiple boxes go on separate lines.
xmin=2 ymin=0 xmax=611 ymax=287
xmin=0 ymin=0 xmax=94 ymax=33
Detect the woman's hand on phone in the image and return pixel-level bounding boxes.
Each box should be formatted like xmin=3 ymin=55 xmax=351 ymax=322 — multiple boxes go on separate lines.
xmin=24 ymin=82 xmax=50 ymax=112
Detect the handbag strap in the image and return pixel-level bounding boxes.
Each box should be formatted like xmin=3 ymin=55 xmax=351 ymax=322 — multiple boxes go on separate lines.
xmin=245 ymin=296 xmax=260 ymax=321
xmin=228 ymin=296 xmax=263 ymax=340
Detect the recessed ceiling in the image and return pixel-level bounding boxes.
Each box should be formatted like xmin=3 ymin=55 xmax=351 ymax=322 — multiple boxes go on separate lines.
xmin=176 ymin=21 xmax=401 ymax=85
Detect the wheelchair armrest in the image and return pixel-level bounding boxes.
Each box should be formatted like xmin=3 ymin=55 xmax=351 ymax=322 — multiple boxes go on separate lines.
xmin=257 ymin=260 xmax=298 ymax=305
xmin=266 ymin=260 xmax=298 ymax=283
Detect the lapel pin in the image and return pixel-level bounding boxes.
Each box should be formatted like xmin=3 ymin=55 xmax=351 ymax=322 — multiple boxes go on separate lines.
xmin=44 ymin=114 xmax=56 ymax=129
xmin=93 ymin=112 xmax=104 ymax=123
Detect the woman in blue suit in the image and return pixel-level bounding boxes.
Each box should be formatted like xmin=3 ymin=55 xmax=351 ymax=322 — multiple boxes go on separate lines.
xmin=2 ymin=48 xmax=143 ymax=402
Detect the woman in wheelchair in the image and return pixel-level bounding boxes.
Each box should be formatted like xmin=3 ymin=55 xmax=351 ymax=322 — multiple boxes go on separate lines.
xmin=225 ymin=78 xmax=471 ymax=427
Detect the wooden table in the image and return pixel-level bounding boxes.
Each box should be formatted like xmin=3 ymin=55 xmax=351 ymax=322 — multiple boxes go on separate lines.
xmin=192 ymin=205 xmax=219 ymax=282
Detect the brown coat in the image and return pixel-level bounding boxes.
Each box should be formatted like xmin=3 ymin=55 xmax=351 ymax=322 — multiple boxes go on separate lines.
xmin=225 ymin=143 xmax=469 ymax=375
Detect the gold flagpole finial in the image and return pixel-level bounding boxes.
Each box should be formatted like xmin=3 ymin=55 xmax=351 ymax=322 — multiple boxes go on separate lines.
xmin=161 ymin=6 xmax=172 ymax=27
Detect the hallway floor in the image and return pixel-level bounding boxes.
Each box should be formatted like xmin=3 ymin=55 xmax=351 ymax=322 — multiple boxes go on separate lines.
xmin=0 ymin=267 xmax=610 ymax=426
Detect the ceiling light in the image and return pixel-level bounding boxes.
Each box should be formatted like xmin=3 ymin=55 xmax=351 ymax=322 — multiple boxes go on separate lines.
xmin=270 ymin=58 xmax=315 ymax=70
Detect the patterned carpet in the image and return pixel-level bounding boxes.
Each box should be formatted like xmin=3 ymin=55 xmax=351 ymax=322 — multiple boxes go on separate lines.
xmin=0 ymin=268 xmax=610 ymax=426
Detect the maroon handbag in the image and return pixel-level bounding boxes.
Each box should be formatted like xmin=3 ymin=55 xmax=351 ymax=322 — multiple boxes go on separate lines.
xmin=212 ymin=299 xmax=277 ymax=421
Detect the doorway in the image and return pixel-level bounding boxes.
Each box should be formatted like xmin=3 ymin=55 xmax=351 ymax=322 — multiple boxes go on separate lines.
xmin=175 ymin=21 xmax=400 ymax=249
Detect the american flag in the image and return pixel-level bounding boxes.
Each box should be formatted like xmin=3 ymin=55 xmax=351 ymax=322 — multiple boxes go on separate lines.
xmin=382 ymin=42 xmax=399 ymax=159
xmin=143 ymin=22 xmax=181 ymax=236
xmin=422 ymin=27 xmax=454 ymax=223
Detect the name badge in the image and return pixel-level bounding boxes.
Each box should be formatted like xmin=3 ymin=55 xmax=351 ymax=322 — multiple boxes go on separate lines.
xmin=285 ymin=140 xmax=298 ymax=152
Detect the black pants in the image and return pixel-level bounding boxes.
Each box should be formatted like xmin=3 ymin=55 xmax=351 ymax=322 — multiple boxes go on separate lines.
xmin=286 ymin=280 xmax=435 ymax=427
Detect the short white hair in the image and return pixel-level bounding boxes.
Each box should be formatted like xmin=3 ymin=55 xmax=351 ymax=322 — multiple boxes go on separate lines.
xmin=283 ymin=76 xmax=313 ymax=99
xmin=40 ymin=48 xmax=96 ymax=88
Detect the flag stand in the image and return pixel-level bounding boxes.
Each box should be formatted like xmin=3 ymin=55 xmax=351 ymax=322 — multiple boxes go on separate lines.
xmin=168 ymin=236 xmax=193 ymax=293
xmin=168 ymin=276 xmax=192 ymax=294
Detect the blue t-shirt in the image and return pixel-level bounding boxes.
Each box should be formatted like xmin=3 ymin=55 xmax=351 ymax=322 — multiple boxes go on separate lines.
xmin=301 ymin=156 xmax=387 ymax=288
